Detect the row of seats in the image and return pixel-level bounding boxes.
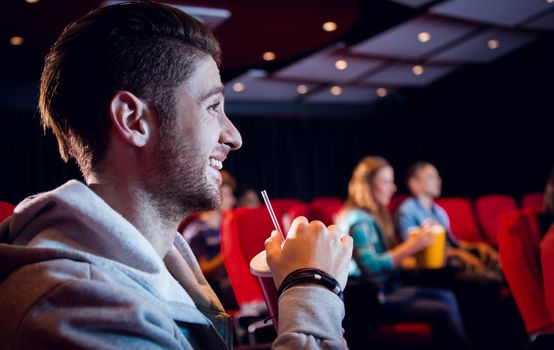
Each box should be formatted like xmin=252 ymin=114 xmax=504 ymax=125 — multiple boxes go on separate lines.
xmin=221 ymin=193 xmax=545 ymax=346
xmin=220 ymin=198 xmax=433 ymax=346
xmin=289 ymin=192 xmax=542 ymax=247
xmin=389 ymin=192 xmax=543 ymax=247
xmin=221 ymin=192 xmax=544 ymax=307
xmin=436 ymin=193 xmax=542 ymax=247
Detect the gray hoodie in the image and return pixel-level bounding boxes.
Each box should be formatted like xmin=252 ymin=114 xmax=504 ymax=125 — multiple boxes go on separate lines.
xmin=0 ymin=180 xmax=347 ymax=349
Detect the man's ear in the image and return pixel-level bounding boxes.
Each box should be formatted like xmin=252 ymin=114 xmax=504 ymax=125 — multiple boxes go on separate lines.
xmin=109 ymin=91 xmax=156 ymax=147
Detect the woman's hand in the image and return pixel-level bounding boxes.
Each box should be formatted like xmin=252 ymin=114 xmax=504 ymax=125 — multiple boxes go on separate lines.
xmin=391 ymin=223 xmax=435 ymax=267
xmin=406 ymin=225 xmax=434 ymax=252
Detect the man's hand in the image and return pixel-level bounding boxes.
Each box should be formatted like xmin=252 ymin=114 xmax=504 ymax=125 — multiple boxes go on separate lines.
xmin=447 ymin=248 xmax=486 ymax=273
xmin=474 ymin=242 xmax=499 ymax=266
xmin=265 ymin=216 xmax=353 ymax=289
xmin=459 ymin=240 xmax=499 ymax=266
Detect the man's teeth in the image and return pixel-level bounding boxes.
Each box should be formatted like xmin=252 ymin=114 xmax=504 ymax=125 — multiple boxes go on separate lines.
xmin=209 ymin=158 xmax=223 ymax=170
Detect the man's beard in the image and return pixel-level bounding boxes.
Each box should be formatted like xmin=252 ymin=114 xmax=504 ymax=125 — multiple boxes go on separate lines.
xmin=146 ymin=125 xmax=221 ymax=222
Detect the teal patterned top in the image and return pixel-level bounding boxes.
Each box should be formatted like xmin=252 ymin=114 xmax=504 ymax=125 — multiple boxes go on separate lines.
xmin=336 ymin=208 xmax=394 ymax=286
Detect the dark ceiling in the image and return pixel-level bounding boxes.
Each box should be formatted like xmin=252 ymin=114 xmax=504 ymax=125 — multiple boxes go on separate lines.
xmin=1 ymin=0 xmax=362 ymax=79
xmin=1 ymin=0 xmax=553 ymax=109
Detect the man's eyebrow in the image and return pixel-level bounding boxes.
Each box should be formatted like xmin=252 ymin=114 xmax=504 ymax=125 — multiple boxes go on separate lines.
xmin=198 ymin=86 xmax=225 ymax=102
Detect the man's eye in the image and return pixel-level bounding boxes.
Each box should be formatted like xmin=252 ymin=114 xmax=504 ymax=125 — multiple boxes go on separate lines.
xmin=209 ymin=102 xmax=220 ymax=111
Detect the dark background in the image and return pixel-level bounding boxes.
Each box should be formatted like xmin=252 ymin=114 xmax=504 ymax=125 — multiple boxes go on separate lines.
xmin=1 ymin=32 xmax=552 ymax=205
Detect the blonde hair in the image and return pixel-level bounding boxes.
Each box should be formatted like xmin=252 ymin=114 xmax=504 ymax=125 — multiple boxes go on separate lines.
xmin=344 ymin=156 xmax=397 ymax=248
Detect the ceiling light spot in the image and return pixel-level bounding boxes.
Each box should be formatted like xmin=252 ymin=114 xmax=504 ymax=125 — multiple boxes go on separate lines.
xmin=487 ymin=39 xmax=500 ymax=50
xmin=10 ymin=36 xmax=24 ymax=46
xmin=262 ymin=51 xmax=276 ymax=61
xmin=412 ymin=65 xmax=424 ymax=76
xmin=25 ymin=0 xmax=40 ymax=3
xmin=376 ymin=88 xmax=388 ymax=98
xmin=322 ymin=21 xmax=337 ymax=32
xmin=232 ymin=82 xmax=245 ymax=92
xmin=547 ymin=0 xmax=554 ymax=4
xmin=417 ymin=32 xmax=431 ymax=43
xmin=335 ymin=59 xmax=348 ymax=70
xmin=330 ymin=86 xmax=342 ymax=96
xmin=296 ymin=85 xmax=308 ymax=94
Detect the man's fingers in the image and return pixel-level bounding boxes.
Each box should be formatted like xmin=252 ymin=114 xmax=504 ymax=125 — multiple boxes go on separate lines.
xmin=287 ymin=216 xmax=309 ymax=238
xmin=327 ymin=224 xmax=342 ymax=238
xmin=341 ymin=234 xmax=353 ymax=251
xmin=328 ymin=224 xmax=353 ymax=253
xmin=470 ymin=258 xmax=485 ymax=273
xmin=265 ymin=230 xmax=282 ymax=260
xmin=307 ymin=220 xmax=327 ymax=233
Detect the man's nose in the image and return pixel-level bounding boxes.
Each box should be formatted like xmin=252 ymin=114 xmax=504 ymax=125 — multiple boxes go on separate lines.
xmin=220 ymin=113 xmax=242 ymax=151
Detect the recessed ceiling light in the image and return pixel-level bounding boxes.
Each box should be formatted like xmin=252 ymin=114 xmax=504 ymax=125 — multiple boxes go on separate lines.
xmin=296 ymin=85 xmax=308 ymax=94
xmin=25 ymin=0 xmax=40 ymax=3
xmin=376 ymin=88 xmax=388 ymax=98
xmin=335 ymin=59 xmax=348 ymax=70
xmin=412 ymin=65 xmax=424 ymax=76
xmin=487 ymin=39 xmax=500 ymax=50
xmin=417 ymin=32 xmax=431 ymax=43
xmin=232 ymin=82 xmax=245 ymax=92
xmin=322 ymin=21 xmax=337 ymax=32
xmin=10 ymin=36 xmax=24 ymax=46
xmin=262 ymin=51 xmax=276 ymax=61
xmin=330 ymin=86 xmax=342 ymax=96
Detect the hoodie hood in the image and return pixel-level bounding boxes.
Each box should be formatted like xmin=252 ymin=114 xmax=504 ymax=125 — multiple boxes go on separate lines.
xmin=0 ymin=180 xmax=221 ymax=311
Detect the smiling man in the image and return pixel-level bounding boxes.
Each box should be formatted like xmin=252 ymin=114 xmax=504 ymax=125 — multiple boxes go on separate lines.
xmin=0 ymin=1 xmax=352 ymax=349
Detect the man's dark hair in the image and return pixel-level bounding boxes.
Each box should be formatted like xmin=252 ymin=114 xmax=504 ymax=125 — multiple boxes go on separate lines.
xmin=405 ymin=161 xmax=432 ymax=187
xmin=39 ymin=0 xmax=221 ymax=174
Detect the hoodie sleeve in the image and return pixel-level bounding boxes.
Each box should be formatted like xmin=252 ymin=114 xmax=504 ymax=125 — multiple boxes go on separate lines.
xmin=272 ymin=285 xmax=348 ymax=350
xmin=12 ymin=278 xmax=195 ymax=350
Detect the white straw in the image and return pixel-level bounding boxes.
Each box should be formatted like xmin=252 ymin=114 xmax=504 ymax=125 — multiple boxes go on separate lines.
xmin=261 ymin=190 xmax=285 ymax=243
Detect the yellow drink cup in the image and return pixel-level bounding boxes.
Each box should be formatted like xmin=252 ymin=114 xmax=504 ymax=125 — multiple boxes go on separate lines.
xmin=409 ymin=224 xmax=446 ymax=269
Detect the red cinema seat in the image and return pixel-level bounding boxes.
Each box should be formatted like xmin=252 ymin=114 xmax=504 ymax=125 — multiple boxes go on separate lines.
xmin=268 ymin=198 xmax=303 ymax=215
xmin=542 ymin=225 xmax=554 ymax=322
xmin=177 ymin=212 xmax=200 ymax=240
xmin=434 ymin=197 xmax=483 ymax=243
xmin=221 ymin=207 xmax=270 ymax=307
xmin=268 ymin=198 xmax=304 ymax=231
xmin=222 ymin=206 xmax=432 ymax=345
xmin=522 ymin=193 xmax=544 ymax=211
xmin=475 ymin=194 xmax=517 ymax=247
xmin=0 ymin=201 xmax=15 ymax=222
xmin=387 ymin=193 xmax=409 ymax=215
xmin=282 ymin=203 xmax=310 ymax=233
xmin=309 ymin=197 xmax=343 ymax=226
xmin=498 ymin=208 xmax=554 ymax=334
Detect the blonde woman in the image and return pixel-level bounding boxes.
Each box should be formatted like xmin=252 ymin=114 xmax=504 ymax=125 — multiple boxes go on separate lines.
xmin=336 ymin=156 xmax=471 ymax=349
